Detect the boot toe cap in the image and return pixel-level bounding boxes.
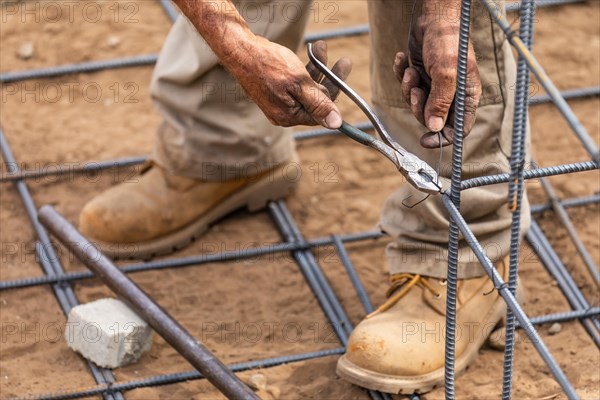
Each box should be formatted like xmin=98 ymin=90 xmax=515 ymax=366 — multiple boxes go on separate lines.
xmin=79 ymin=187 xmax=156 ymax=243
xmin=345 ymin=315 xmax=446 ymax=377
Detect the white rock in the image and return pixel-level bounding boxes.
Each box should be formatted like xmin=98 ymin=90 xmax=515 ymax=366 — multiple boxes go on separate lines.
xmin=17 ymin=42 xmax=34 ymax=60
xmin=247 ymin=373 xmax=267 ymax=391
xmin=107 ymin=36 xmax=121 ymax=48
xmin=548 ymin=322 xmax=562 ymax=335
xmin=65 ymin=298 xmax=154 ymax=369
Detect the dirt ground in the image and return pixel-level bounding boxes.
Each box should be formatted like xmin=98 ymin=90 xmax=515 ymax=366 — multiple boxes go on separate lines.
xmin=1 ymin=1 xmax=599 ymax=399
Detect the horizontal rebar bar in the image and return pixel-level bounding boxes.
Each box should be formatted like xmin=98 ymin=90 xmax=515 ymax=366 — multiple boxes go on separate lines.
xmin=304 ymin=24 xmax=370 ymax=42
xmin=18 ymin=347 xmax=345 ymax=400
xmin=525 ymin=307 xmax=600 ymax=326
xmin=529 ymin=85 xmax=600 ymax=105
xmin=506 ymin=0 xmax=586 ymax=12
xmin=531 ymin=193 xmax=600 ymax=213
xmin=442 ymin=194 xmax=579 ymax=399
xmin=0 ymin=54 xmax=160 ymax=84
xmin=461 ymin=161 xmax=598 ymax=190
xmin=0 ymin=156 xmax=147 ymax=183
xmin=0 ymin=231 xmax=383 ymax=291
xmin=38 ymin=205 xmax=259 ymax=400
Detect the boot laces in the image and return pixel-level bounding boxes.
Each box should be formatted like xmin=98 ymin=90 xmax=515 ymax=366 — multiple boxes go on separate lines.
xmin=367 ymin=273 xmax=441 ymax=319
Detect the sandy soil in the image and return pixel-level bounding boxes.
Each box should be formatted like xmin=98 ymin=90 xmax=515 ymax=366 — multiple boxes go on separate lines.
xmin=1 ymin=1 xmax=599 ymax=399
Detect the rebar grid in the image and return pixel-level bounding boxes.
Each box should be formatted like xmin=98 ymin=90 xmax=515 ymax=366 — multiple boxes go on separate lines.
xmin=0 ymin=0 xmax=598 ymax=399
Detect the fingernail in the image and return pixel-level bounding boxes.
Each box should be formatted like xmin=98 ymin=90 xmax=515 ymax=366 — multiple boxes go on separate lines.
xmin=411 ymin=92 xmax=418 ymax=105
xmin=324 ymin=111 xmax=342 ymax=129
xmin=403 ymin=75 xmax=410 ymax=83
xmin=428 ymin=116 xmax=444 ymax=132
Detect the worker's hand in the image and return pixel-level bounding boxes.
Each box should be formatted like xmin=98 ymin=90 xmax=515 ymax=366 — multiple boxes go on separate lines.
xmin=232 ymin=39 xmax=352 ymax=129
xmin=394 ymin=12 xmax=481 ymax=148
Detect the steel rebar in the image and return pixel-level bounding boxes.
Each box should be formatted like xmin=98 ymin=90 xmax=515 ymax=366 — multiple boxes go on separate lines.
xmin=539 ymin=177 xmax=600 ymax=286
xmin=530 ymin=193 xmax=600 ymax=213
xmin=269 ymin=201 xmax=394 ymax=400
xmin=0 ymin=129 xmax=123 ymax=400
xmin=443 ymin=0 xmax=474 ymax=396
xmin=37 ymin=206 xmax=259 ymax=400
xmin=331 ymin=235 xmax=374 ymax=314
xmin=526 ymin=307 xmax=600 ymax=326
xmin=18 ymin=347 xmax=346 ymax=400
xmin=502 ymin=1 xmax=536 ymax=397
xmin=480 ymin=0 xmax=600 ymax=164
xmin=0 ymin=230 xmax=384 ymax=291
xmin=461 ymin=161 xmax=598 ymax=190
xmin=443 ymin=195 xmax=579 ymax=399
xmin=527 ymin=222 xmax=600 ymax=346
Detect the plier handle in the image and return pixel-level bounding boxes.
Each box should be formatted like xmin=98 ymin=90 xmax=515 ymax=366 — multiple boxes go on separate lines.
xmin=307 ymin=43 xmax=442 ymax=195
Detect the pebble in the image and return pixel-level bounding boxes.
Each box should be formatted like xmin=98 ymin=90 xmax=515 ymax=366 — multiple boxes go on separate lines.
xmin=247 ymin=373 xmax=267 ymax=391
xmin=17 ymin=42 xmax=34 ymax=60
xmin=107 ymin=36 xmax=121 ymax=48
xmin=548 ymin=322 xmax=562 ymax=335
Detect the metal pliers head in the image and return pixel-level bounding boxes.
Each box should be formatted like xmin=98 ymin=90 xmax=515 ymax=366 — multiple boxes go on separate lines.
xmin=394 ymin=151 xmax=442 ymax=195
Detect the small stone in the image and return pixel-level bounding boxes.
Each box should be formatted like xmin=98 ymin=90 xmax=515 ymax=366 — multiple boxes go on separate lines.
xmin=107 ymin=36 xmax=121 ymax=48
xmin=570 ymin=349 xmax=577 ymax=356
xmin=17 ymin=42 xmax=34 ymax=60
xmin=267 ymin=385 xmax=281 ymax=399
xmin=65 ymin=298 xmax=154 ymax=369
xmin=247 ymin=373 xmax=267 ymax=391
xmin=548 ymin=323 xmax=562 ymax=335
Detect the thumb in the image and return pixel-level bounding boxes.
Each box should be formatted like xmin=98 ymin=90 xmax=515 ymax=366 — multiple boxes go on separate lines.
xmin=296 ymin=81 xmax=343 ymax=129
xmin=424 ymin=75 xmax=456 ymax=132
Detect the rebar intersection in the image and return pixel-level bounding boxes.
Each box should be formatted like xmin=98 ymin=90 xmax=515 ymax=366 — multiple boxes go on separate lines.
xmin=1 ymin=0 xmax=599 ymax=399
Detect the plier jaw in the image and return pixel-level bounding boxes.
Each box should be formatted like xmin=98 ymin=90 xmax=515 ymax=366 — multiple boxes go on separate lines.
xmin=395 ymin=151 xmax=442 ymax=195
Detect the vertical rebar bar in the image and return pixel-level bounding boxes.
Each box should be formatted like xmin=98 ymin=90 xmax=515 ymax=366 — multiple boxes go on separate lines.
xmin=502 ymin=0 xmax=536 ymax=397
xmin=479 ymin=0 xmax=600 ymax=164
xmin=332 ymin=235 xmax=374 ymax=314
xmin=444 ymin=0 xmax=474 ymax=397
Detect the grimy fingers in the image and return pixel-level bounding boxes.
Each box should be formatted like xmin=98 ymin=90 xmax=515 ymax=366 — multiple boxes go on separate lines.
xmin=409 ymin=87 xmax=426 ymax=126
xmin=295 ymin=78 xmax=343 ymax=129
xmin=463 ymin=66 xmax=482 ymax=135
xmin=393 ymin=52 xmax=409 ymax=83
xmin=424 ymin=69 xmax=457 ymax=133
xmin=321 ymin=57 xmax=353 ymax=101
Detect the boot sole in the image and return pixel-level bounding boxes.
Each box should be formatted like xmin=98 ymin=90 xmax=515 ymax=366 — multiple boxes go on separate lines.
xmin=92 ymin=164 xmax=298 ymax=260
xmin=336 ymin=291 xmax=510 ymax=395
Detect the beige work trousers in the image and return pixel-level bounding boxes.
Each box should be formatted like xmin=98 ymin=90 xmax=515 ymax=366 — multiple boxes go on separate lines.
xmin=150 ymin=0 xmax=530 ymax=279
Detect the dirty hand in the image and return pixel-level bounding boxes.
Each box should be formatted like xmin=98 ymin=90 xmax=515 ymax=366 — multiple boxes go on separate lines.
xmin=232 ymin=39 xmax=352 ymax=129
xmin=394 ymin=6 xmax=482 ymax=148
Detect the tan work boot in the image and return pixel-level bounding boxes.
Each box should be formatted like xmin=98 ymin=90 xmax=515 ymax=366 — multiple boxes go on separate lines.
xmin=337 ymin=258 xmax=520 ymax=394
xmin=79 ymin=157 xmax=299 ymax=259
